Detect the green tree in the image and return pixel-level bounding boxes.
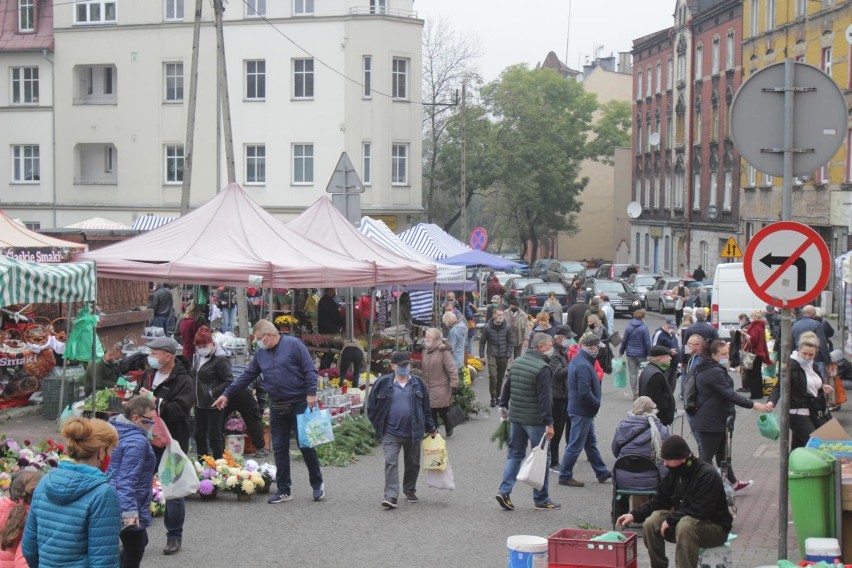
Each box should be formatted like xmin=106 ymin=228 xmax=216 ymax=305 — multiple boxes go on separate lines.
xmin=587 ymin=100 xmax=632 ymax=165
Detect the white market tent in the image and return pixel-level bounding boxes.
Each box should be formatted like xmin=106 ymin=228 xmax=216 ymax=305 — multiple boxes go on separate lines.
xmin=398 ymin=223 xmax=472 ymax=260
xmin=66 ymin=217 xmax=130 ymax=231
xmin=130 ymin=215 xmax=175 ymax=232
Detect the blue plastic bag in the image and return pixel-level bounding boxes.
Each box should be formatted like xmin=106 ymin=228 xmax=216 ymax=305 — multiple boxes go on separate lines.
xmin=296 ymin=406 xmax=335 ymax=448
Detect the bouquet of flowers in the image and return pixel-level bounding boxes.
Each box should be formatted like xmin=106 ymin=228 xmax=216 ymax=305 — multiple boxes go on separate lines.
xmin=223 ymin=414 xmax=246 ymax=435
xmin=150 ymin=478 xmax=165 ymax=516
xmin=274 ymin=314 xmax=299 ymax=327
xmin=224 ymin=467 xmax=265 ymax=496
xmin=194 ymin=456 xmax=225 ymax=497
xmin=1 ymin=436 xmax=65 ymax=494
xmin=466 ymin=356 xmax=484 ymax=372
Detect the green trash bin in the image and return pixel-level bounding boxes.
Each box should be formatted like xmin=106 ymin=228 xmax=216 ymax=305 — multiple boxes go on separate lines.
xmin=789 ymin=447 xmax=836 ymax=556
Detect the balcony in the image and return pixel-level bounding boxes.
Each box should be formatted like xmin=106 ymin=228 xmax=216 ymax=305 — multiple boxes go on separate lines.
xmin=348 ymin=6 xmax=417 ymax=17
xmin=74 ymin=143 xmax=117 ymax=185
xmin=73 ymin=64 xmax=117 ymax=105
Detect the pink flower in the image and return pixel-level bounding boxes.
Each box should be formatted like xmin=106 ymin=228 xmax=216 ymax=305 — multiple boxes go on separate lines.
xmin=198 ymin=479 xmax=215 ymax=495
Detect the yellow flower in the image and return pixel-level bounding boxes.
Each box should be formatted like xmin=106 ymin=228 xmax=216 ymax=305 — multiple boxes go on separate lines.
xmin=242 ymin=480 xmax=255 ymax=495
xmin=225 ymin=475 xmax=238 ymax=487
xmin=239 ymin=470 xmax=251 ymax=480
xmin=250 ymin=473 xmax=263 ymax=485
xmin=228 ymin=467 xmax=240 ymax=477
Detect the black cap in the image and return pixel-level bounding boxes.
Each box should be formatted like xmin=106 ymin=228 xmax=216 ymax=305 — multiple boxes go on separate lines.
xmin=650 ymin=345 xmax=671 ymax=357
xmin=660 ymin=435 xmax=691 ymax=460
xmin=508 ymin=297 xmax=519 ymax=306
xmin=581 ymin=333 xmax=600 ymax=347
xmin=554 ymin=325 xmax=575 ymax=339
xmin=390 ymin=351 xmax=411 ymax=365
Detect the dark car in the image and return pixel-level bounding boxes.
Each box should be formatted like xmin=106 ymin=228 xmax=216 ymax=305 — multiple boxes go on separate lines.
xmin=546 ymin=260 xmax=586 ymax=287
xmin=594 ymin=263 xmax=640 ymax=280
xmin=531 ymin=258 xmax=557 ymax=280
xmin=584 ymin=278 xmax=642 ymax=317
xmin=519 ymin=282 xmax=568 ymax=316
xmin=503 ymin=277 xmax=544 ymax=303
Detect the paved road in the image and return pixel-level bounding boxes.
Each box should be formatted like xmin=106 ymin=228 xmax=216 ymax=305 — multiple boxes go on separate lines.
xmin=0 ymin=310 xmax=827 ymax=566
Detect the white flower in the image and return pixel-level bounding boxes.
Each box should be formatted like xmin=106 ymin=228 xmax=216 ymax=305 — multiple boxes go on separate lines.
xmin=250 ymin=473 xmax=263 ymax=485
xmin=225 ymin=476 xmax=238 ymax=487
xmin=239 ymin=470 xmax=251 ymax=480
xmin=242 ymin=480 xmax=255 ymax=495
xmin=228 ymin=467 xmax=240 ymax=477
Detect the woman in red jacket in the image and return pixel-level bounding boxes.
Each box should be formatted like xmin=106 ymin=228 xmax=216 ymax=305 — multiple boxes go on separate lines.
xmin=0 ymin=471 xmax=42 ymax=568
xmin=742 ymin=310 xmax=771 ymax=400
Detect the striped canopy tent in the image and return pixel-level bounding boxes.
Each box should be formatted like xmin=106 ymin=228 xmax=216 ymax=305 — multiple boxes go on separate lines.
xmin=66 ymin=217 xmax=130 ymax=231
xmin=0 ymin=255 xmax=97 ymax=305
xmin=130 ymin=214 xmax=175 ymax=231
xmin=398 ymin=223 xmax=472 ymax=260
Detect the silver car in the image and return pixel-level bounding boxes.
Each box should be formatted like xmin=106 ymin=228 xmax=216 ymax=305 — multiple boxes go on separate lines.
xmin=628 ymin=273 xmax=662 ymax=308
xmin=645 ymin=277 xmax=695 ymax=313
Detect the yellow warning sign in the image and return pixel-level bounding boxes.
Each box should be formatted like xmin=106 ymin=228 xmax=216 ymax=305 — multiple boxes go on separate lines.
xmin=720 ymin=236 xmax=743 ymax=258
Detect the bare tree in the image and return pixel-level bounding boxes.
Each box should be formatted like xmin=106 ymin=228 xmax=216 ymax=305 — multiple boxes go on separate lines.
xmin=422 ymin=17 xmax=481 ymax=222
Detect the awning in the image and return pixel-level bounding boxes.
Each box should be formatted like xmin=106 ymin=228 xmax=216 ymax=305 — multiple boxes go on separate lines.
xmin=130 ymin=215 xmax=175 ymax=231
xmin=397 ymin=223 xmax=471 ymax=260
xmin=0 ymin=256 xmax=97 ymax=305
xmin=66 ymin=217 xmax=130 ymax=231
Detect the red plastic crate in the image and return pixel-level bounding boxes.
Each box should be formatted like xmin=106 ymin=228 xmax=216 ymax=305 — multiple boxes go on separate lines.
xmin=548 ymin=529 xmax=637 ymax=568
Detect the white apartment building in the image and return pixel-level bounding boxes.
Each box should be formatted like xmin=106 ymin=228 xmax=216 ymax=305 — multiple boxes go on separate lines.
xmin=2 ymin=0 xmax=423 ymax=229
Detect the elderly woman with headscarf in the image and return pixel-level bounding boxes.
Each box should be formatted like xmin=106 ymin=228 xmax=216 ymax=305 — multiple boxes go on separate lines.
xmin=610 ymin=396 xmax=671 ymax=518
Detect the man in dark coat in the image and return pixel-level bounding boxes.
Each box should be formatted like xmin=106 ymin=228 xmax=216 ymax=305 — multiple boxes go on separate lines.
xmin=791 ymin=305 xmax=831 ymax=377
xmin=566 ymin=294 xmax=589 ymax=338
xmin=638 ymin=346 xmax=676 ymax=426
xmin=616 ymin=435 xmax=730 ymax=568
xmin=692 ymin=265 xmax=707 ymax=282
xmin=683 ymin=309 xmax=718 ymax=343
xmin=479 ymin=310 xmax=514 ymax=407
xmin=317 ymin=288 xmax=343 ymax=369
xmin=547 ymin=325 xmax=574 ymax=469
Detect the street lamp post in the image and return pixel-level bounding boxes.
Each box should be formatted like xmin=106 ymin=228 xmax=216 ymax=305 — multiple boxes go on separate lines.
xmin=460 ymin=83 xmax=467 ymax=243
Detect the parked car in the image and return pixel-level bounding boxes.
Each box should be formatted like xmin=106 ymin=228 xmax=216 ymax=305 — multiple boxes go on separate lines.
xmin=583 ymin=278 xmax=642 ymax=317
xmin=546 ymin=260 xmax=586 ymax=287
xmin=594 ymin=263 xmax=640 ymax=280
xmin=627 ymin=273 xmax=663 ymax=308
xmin=645 ymin=277 xmax=695 ymax=313
xmin=582 ymin=267 xmax=598 ymax=280
xmin=503 ymin=277 xmax=544 ymax=303
xmin=519 ymin=282 xmax=568 ymax=316
xmin=531 ymin=258 xmax=558 ymax=280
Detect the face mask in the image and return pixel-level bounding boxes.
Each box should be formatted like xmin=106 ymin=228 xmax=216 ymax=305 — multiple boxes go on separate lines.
xmin=396 ymin=365 xmax=411 ymax=377
xmin=582 ymin=346 xmax=599 ymax=357
xmin=543 ymin=348 xmax=554 ymax=358
xmin=656 ymin=361 xmax=671 ymax=370
xmin=799 ymin=357 xmax=813 ymax=366
xmin=492 ymin=303 xmax=498 ymax=308
xmin=423 ymin=340 xmax=434 ymax=349
xmin=99 ymin=452 xmax=111 ymax=473
xmin=561 ymin=339 xmax=572 ymax=348
xmin=196 ymin=346 xmax=212 ymax=357
xmin=494 ymin=318 xmax=504 ymax=325
xmin=147 ymin=356 xmax=162 ymax=369
xmin=684 ymin=345 xmax=693 ymax=355
xmin=718 ymin=358 xmax=729 ymax=367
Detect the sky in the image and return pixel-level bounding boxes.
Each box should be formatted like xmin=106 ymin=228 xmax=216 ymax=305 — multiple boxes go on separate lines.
xmin=416 ymin=0 xmax=676 ymax=83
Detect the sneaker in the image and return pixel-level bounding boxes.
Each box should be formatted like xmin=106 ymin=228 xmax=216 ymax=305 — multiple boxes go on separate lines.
xmin=549 ymin=466 xmax=562 ymax=474
xmin=405 ymin=492 xmax=419 ymax=504
xmin=254 ymin=448 xmax=269 ymax=458
xmin=734 ymin=480 xmax=752 ymax=493
xmin=535 ymin=501 xmax=561 ymax=511
xmin=381 ymin=497 xmax=398 ymax=509
xmin=267 ymin=491 xmax=292 ymax=504
xmin=313 ymin=483 xmax=325 ymax=501
xmin=558 ymin=478 xmax=585 ymax=488
xmin=490 ymin=398 xmax=497 ymax=408
xmin=598 ymin=472 xmax=613 ymax=484
xmin=495 ymin=493 xmax=514 ymax=511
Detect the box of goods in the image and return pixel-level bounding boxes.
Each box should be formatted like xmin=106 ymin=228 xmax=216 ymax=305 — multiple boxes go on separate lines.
xmin=548 ymin=529 xmax=637 ymax=568
xmin=805 ymin=537 xmax=841 ymax=564
xmin=806 ymin=419 xmax=852 ymax=464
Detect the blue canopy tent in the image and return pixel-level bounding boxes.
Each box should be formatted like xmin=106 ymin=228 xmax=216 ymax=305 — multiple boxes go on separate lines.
xmin=441 ymin=250 xmax=520 ymax=270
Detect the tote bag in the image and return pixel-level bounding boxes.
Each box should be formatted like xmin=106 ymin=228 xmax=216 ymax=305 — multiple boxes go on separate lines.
xmin=159 ymin=439 xmax=200 ymax=500
xmin=516 ymin=435 xmax=549 ymax=491
xmin=296 ymin=406 xmax=335 ymax=448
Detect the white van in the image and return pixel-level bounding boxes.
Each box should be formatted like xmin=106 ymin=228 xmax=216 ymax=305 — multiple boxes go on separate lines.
xmin=711 ymin=263 xmax=766 ymax=339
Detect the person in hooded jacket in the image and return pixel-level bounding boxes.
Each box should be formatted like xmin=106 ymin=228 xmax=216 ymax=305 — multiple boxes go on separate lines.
xmin=133 ymin=336 xmax=194 ymax=556
xmin=107 ymin=397 xmax=157 ymax=568
xmin=0 ymin=470 xmax=42 ymax=568
xmin=23 ymin=418 xmax=120 ymax=568
xmin=443 ymin=312 xmax=467 ymax=369
xmin=692 ymin=340 xmax=770 ymax=491
xmin=479 ymin=309 xmax=514 ymax=408
xmin=191 ymin=327 xmax=233 ymax=460
xmin=421 ymin=328 xmax=460 ymax=437
xmin=619 ymin=309 xmax=651 ymax=398
xmin=548 ymin=325 xmax=575 ymax=469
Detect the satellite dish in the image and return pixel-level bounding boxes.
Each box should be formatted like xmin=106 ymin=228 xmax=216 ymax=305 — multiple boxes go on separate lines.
xmin=649 ymin=132 xmax=660 ymax=146
xmin=627 ymin=202 xmax=642 ymax=219
xmin=707 ymin=205 xmax=718 ymax=220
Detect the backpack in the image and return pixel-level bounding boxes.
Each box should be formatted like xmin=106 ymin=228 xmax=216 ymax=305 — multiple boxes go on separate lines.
xmin=683 ymin=359 xmax=701 ymax=415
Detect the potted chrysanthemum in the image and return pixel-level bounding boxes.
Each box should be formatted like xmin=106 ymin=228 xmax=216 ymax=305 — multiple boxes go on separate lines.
xmin=226 ymin=467 xmax=265 ymax=501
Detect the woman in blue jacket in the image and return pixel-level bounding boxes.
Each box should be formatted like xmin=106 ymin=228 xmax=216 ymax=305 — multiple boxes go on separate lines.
xmin=108 ymin=397 xmax=158 ymax=568
xmin=619 ymin=309 xmax=651 ymax=398
xmin=23 ymin=417 xmax=121 ymax=568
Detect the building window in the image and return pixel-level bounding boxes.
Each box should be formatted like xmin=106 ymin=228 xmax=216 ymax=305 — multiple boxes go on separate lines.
xmin=392 ymin=58 xmax=408 ymax=100
xmin=712 ymin=105 xmax=719 ymax=141
xmin=695 ymin=44 xmax=703 ymax=80
xmin=677 ymin=54 xmax=685 ymax=82
xmin=746 ymin=163 xmax=756 ymax=186
xmin=391 ymin=143 xmax=409 ymax=185
xmin=293 ymin=144 xmax=314 ymax=184
xmin=11 ymin=145 xmax=39 ymax=183
xmin=23 ymin=221 xmax=40 ymax=230
xmin=165 ymin=145 xmax=184 ymax=184
xmin=635 ymin=233 xmax=641 ymax=265
xmin=709 ymin=170 xmax=718 ymax=207
xmin=245 ymin=60 xmax=266 ymax=100
xmin=694 ymin=106 xmax=702 ymax=144
xmin=293 ymin=0 xmax=314 ymax=15
xmin=700 ymin=241 xmax=709 ymax=269
xmin=665 ymin=171 xmax=672 ymax=209
xmin=74 ymin=0 xmax=116 ymax=24
xmin=766 ymin=0 xmax=775 ymax=31
xmin=634 ymin=175 xmax=642 ymax=203
xmin=636 ymin=119 xmax=642 ymax=154
xmin=103 ymin=66 xmax=113 ymax=95
xmin=74 ymin=65 xmax=116 ymax=104
xmin=664 ymin=235 xmax=671 ymax=272
xmin=644 ymin=234 xmax=650 ymax=269
xmin=363 ymin=56 xmax=372 ymax=98
xmin=645 ymin=114 xmax=652 ymax=152
xmin=656 ymin=61 xmax=662 ymax=94
xmin=795 ymin=0 xmax=807 ymax=17
xmin=18 ymin=0 xmax=34 ymax=32
xmin=675 ymin=171 xmax=684 ymax=209
xmin=11 ymin=67 xmax=39 ymax=104
xmin=165 ymin=0 xmax=183 ymax=21
xmin=653 ymin=171 xmax=660 ymax=208
xmin=723 ymin=170 xmax=732 ymax=210
xmin=370 ymin=0 xmax=387 ymax=14
xmin=362 ymin=142 xmax=371 ymax=185
xmin=666 ymin=56 xmax=673 ymax=90
xmin=822 ymin=47 xmax=832 ymax=78
xmin=644 ymin=170 xmax=651 ymax=207
xmin=750 ymin=0 xmax=759 ymax=36
xmin=646 ymin=65 xmax=652 ymax=97
xmin=245 ymin=0 xmax=265 ymax=17
xmin=245 ymin=144 xmax=266 ymax=185
xmin=763 ymin=172 xmax=773 ymax=186
xmin=712 ymin=37 xmax=720 ymax=74
xmin=164 ymin=63 xmax=184 ymax=102
xmin=293 ymin=58 xmax=314 ymax=99
xmin=104 ymin=145 xmax=114 ymax=173
xmin=666 ymin=106 xmax=673 ymax=148
xmin=636 ymin=70 xmax=643 ymax=100
xmin=726 ymin=32 xmax=735 ymax=70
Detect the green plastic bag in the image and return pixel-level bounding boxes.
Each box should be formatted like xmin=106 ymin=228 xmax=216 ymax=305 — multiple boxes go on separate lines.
xmin=64 ymin=305 xmax=104 ymax=362
xmin=758 ymin=413 xmax=780 ymax=440
xmin=590 ymin=531 xmax=628 ymax=542
xmin=612 ymin=358 xmax=628 ymax=389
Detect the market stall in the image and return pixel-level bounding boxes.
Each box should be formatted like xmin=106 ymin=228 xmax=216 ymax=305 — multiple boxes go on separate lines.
xmin=0 ymin=208 xmax=87 ymax=263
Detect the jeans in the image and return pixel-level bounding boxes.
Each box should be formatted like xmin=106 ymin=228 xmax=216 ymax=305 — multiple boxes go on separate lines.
xmin=151 ymin=315 xmax=171 ymax=336
xmin=498 ymin=423 xmax=552 ymax=505
xmin=193 ymin=407 xmax=225 ymax=459
xmin=626 ymin=356 xmax=644 ymax=396
xmin=338 ymin=346 xmax=365 ymax=387
xmin=559 ymin=415 xmax=610 ymax=481
xmin=225 ymin=389 xmax=266 ymax=450
xmin=550 ymin=397 xmax=569 ymax=467
xmin=164 ymin=498 xmax=184 ymax=539
xmin=269 ymin=400 xmax=323 ymax=494
xmin=487 ymin=356 xmax=509 ymax=399
xmin=465 ymin=333 xmax=474 ymax=357
xmin=382 ymin=434 xmax=421 ymax=499
xmin=643 ymin=510 xmax=728 ymax=568
xmin=221 ymin=306 xmax=237 ymax=333
xmin=120 ymin=527 xmax=148 ymax=568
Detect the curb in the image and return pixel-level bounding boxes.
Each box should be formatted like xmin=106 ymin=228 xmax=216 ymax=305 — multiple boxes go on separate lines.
xmin=0 ymin=404 xmax=44 ymax=423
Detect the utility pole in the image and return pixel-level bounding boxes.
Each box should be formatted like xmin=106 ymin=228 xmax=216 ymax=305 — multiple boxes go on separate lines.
xmin=460 ymin=83 xmax=467 ymax=242
xmin=214 ymin=0 xmax=236 ymax=184
xmin=179 ymin=0 xmax=204 ymax=216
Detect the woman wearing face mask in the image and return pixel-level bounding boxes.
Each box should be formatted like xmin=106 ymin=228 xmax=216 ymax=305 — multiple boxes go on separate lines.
xmin=22 ymin=418 xmax=121 ymax=568
xmin=691 ymin=340 xmax=771 ymax=491
xmin=528 ymin=311 xmax=556 ymax=348
xmin=192 ymin=327 xmax=233 ymax=459
xmin=766 ymin=332 xmax=833 ymax=450
xmin=107 ymin=397 xmax=157 ymax=568
xmin=543 ymin=292 xmax=563 ymax=325
xmin=420 ymin=328 xmax=460 ymax=437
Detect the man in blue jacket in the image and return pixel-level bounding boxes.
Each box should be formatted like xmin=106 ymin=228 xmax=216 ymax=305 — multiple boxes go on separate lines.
xmin=367 ymin=351 xmax=436 ymax=509
xmin=619 ymin=309 xmax=652 ymax=398
xmin=559 ymin=333 xmax=611 ymax=487
xmin=213 ymin=319 xmax=324 ymax=505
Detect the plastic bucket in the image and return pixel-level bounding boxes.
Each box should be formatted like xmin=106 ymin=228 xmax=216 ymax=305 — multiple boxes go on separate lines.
xmin=507 ymin=535 xmax=547 ymax=568
xmin=805 ymin=537 xmax=841 ymax=564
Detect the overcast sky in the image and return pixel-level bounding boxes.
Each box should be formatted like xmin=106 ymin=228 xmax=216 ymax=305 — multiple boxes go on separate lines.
xmin=416 ymin=0 xmax=675 ymax=83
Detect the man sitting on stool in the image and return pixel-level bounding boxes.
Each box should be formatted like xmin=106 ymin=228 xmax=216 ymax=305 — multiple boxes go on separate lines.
xmin=615 ymin=435 xmax=730 ymax=568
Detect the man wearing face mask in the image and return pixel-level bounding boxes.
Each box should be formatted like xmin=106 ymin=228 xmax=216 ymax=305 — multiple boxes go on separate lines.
xmin=479 ymin=309 xmax=514 ymax=408
xmin=547 ymin=325 xmax=575 ymax=471
xmin=108 ymin=396 xmax=158 ymax=568
xmin=134 ymin=336 xmax=194 ymax=555
xmin=558 ymin=333 xmax=611 ymax=487
xmin=505 ymin=298 xmax=529 ymax=360
xmin=84 ymin=343 xmax=124 ymax=395
xmin=638 ymin=346 xmax=676 ymax=426
xmin=485 ymin=295 xmax=504 ymax=323
xmin=616 ymin=435 xmax=731 ymax=568
xmin=496 ymin=333 xmax=559 ymax=511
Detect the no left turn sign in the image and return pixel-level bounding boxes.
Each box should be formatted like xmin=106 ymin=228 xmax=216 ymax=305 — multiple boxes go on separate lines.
xmin=743 ymin=221 xmax=831 ymax=309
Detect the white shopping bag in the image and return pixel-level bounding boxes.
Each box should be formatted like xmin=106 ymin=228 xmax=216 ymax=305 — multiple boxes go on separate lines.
xmin=426 ymin=459 xmax=455 ymax=490
xmin=158 ymin=439 xmax=200 ymax=500
xmin=516 ymin=434 xmax=549 ymax=491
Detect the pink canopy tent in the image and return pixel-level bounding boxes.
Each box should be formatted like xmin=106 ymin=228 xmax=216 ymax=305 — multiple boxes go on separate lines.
xmin=288 ymin=196 xmax=436 ymax=286
xmin=76 ymin=184 xmax=377 ymax=287
xmin=0 ymin=209 xmax=86 ymax=263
